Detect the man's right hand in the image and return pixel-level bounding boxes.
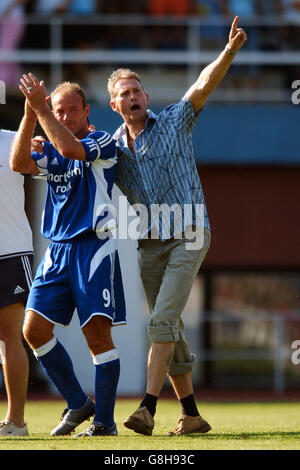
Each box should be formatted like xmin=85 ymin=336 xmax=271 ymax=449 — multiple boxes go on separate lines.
xmin=20 ymin=74 xmax=48 ymax=115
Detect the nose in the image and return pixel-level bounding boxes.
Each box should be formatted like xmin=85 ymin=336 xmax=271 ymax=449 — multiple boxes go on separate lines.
xmin=62 ymin=113 xmax=71 ymax=122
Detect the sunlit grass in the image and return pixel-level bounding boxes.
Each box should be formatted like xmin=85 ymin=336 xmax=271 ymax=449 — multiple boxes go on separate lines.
xmin=0 ymin=399 xmax=300 ymax=450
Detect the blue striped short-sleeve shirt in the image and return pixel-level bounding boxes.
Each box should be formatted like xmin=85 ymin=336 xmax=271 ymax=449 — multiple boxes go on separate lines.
xmin=114 ymin=97 xmax=210 ymax=239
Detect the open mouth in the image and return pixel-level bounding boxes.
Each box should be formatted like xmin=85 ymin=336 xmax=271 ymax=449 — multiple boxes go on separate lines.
xmin=131 ymin=104 xmax=140 ymax=111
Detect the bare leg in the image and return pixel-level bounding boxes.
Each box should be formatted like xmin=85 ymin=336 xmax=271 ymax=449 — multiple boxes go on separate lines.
xmin=23 ymin=309 xmax=54 ymax=350
xmin=82 ymin=315 xmax=115 ymax=355
xmin=168 ymin=371 xmax=194 ymax=399
xmin=146 ymin=342 xmax=175 ymax=396
xmin=0 ymin=303 xmax=28 ymax=427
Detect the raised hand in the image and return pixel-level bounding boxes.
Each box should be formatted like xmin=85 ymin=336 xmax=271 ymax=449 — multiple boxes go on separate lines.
xmin=228 ymin=16 xmax=247 ymax=54
xmin=20 ymin=73 xmax=48 ymax=113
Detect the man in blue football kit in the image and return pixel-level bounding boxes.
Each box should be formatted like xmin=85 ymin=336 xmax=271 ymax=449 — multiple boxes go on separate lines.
xmin=10 ymin=75 xmax=126 ymax=437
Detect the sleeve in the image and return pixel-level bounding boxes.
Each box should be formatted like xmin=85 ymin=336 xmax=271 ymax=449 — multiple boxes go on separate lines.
xmin=80 ymin=131 xmax=117 ymax=162
xmin=162 ymin=98 xmax=200 ymax=134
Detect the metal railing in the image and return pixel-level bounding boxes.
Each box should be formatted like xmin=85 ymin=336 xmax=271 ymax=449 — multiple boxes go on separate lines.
xmin=1 ymin=14 xmax=299 ymax=101
xmin=186 ymin=310 xmax=300 ymax=394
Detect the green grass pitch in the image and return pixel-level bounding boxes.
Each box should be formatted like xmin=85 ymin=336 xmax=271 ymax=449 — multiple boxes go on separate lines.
xmin=0 ymin=399 xmax=300 ymax=450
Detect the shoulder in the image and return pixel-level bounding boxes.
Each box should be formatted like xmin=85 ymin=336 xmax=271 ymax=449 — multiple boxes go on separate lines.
xmin=158 ymin=98 xmax=199 ymax=133
xmin=150 ymin=99 xmax=194 ymax=127
xmin=163 ymin=97 xmax=194 ymax=116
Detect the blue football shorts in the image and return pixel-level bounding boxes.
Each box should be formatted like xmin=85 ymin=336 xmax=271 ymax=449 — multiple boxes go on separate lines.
xmin=26 ymin=234 xmax=126 ymax=328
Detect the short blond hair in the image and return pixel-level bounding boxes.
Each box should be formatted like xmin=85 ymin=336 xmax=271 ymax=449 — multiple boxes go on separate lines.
xmin=51 ymin=81 xmax=87 ymax=108
xmin=107 ymin=68 xmax=143 ymax=100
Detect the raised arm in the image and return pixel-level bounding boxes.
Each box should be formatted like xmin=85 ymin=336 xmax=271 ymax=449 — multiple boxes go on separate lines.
xmin=19 ymin=73 xmax=87 ymax=161
xmin=185 ymin=16 xmax=247 ymax=114
xmin=10 ymin=99 xmax=39 ymax=175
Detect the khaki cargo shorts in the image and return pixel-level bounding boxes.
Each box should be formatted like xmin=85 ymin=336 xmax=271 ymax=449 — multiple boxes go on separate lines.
xmin=138 ymin=227 xmax=211 ymax=376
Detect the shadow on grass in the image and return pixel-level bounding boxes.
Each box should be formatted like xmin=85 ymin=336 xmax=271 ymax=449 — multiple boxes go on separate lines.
xmin=172 ymin=431 xmax=300 ymax=440
xmin=1 ymin=431 xmax=300 ymax=442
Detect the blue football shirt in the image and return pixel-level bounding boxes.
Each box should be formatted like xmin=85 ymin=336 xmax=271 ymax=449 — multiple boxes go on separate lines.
xmin=31 ymin=130 xmax=118 ymax=242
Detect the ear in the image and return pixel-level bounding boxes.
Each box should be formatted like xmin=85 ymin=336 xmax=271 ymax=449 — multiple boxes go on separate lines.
xmin=85 ymin=103 xmax=90 ymax=117
xmin=110 ymin=100 xmax=119 ymax=113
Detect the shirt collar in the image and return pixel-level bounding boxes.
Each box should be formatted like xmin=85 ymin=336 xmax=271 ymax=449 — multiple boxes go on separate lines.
xmin=114 ymin=109 xmax=158 ymax=143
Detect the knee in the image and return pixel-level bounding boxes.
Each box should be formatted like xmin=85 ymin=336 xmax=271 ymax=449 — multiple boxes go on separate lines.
xmin=0 ymin=305 xmax=23 ymax=342
xmin=0 ymin=324 xmax=17 ymax=343
xmin=22 ymin=321 xmax=38 ymax=349
xmin=22 ymin=314 xmax=53 ymax=350
xmin=82 ymin=316 xmax=114 ymax=355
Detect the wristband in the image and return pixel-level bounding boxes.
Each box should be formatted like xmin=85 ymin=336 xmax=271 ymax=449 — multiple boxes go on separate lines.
xmin=226 ymin=46 xmax=236 ymax=56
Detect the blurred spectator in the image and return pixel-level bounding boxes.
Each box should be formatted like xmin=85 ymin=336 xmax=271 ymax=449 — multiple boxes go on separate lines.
xmin=222 ymin=0 xmax=258 ymax=51
xmin=34 ymin=0 xmax=71 ymax=14
xmin=101 ymin=0 xmax=145 ymax=14
xmin=280 ymin=0 xmax=300 ymax=20
xmin=148 ymin=0 xmax=194 ymax=16
xmin=195 ymin=1 xmax=227 ymax=49
xmin=68 ymin=0 xmax=97 ymax=14
xmin=64 ymin=1 xmax=148 ymax=83
xmin=257 ymin=0 xmax=282 ymax=15
xmin=223 ymin=0 xmax=257 ymax=18
xmin=27 ymin=0 xmax=71 ymax=51
xmin=0 ymin=1 xmax=29 ymax=88
xmin=256 ymin=0 xmax=282 ymax=51
xmin=100 ymin=1 xmax=146 ymax=50
xmin=64 ymin=0 xmax=101 ymax=85
xmin=279 ymin=0 xmax=300 ymax=49
xmin=278 ymin=0 xmax=300 ymax=89
xmin=147 ymin=0 xmax=194 ymax=49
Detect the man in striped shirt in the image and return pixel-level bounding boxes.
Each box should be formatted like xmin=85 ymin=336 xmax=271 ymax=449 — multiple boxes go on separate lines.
xmin=109 ymin=17 xmax=247 ymax=436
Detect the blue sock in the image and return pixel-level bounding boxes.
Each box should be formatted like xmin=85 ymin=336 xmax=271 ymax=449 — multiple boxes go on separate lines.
xmin=93 ymin=349 xmax=120 ymax=427
xmin=34 ymin=337 xmax=87 ymax=410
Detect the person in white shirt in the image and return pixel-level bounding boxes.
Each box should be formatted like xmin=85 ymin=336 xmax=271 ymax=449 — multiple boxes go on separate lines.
xmin=0 ymin=129 xmax=33 ymax=437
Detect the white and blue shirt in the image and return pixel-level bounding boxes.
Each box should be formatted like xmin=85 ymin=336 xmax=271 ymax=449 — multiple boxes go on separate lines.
xmin=31 ymin=130 xmax=117 ymax=242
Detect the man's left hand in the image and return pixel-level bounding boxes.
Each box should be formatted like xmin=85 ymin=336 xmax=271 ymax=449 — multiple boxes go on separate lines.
xmin=227 ymin=16 xmax=247 ymax=54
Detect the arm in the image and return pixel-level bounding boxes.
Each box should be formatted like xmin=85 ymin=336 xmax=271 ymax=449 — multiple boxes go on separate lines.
xmin=19 ymin=73 xmax=87 ymax=161
xmin=10 ymin=100 xmax=39 ymax=175
xmin=185 ymin=16 xmax=247 ymax=114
